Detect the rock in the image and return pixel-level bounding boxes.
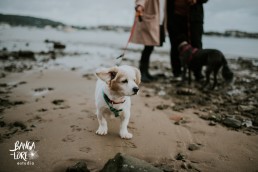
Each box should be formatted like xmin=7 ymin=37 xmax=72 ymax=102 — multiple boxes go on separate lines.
xmin=38 ymin=108 xmax=48 ymax=112
xmin=13 ymin=121 xmax=27 ymax=130
xmin=0 ymin=83 xmax=8 ymax=87
xmin=0 ymin=73 xmax=6 ymax=78
xmin=188 ymin=143 xmax=201 ymax=151
xmin=175 ymin=153 xmax=186 ymax=161
xmin=6 ymin=128 xmax=18 ymax=136
xmin=209 ymin=121 xmax=216 ymax=126
xmin=237 ymin=58 xmax=254 ymax=69
xmin=0 ymin=121 xmax=6 ymax=127
xmin=172 ymin=105 xmax=185 ymax=112
xmin=239 ymin=105 xmax=255 ymax=112
xmin=181 ymin=162 xmax=188 ymax=169
xmin=208 ymin=114 xmax=222 ymax=122
xmin=13 ymin=101 xmax=25 ymax=105
xmin=100 ymin=153 xmax=162 ymax=172
xmin=18 ymin=81 xmax=27 ymax=85
xmin=0 ymin=51 xmax=10 ymax=60
xmin=44 ymin=39 xmax=50 ymax=43
xmin=53 ymin=42 xmax=66 ymax=49
xmin=156 ymin=104 xmax=169 ymax=110
xmin=34 ymin=87 xmax=54 ymax=92
xmin=158 ymin=90 xmax=166 ymax=96
xmin=154 ymin=164 xmax=174 ymax=172
xmin=174 ymin=121 xmax=180 ymax=125
xmin=176 ymin=88 xmax=195 ymax=96
xmin=242 ymin=120 xmax=252 ymax=128
xmin=253 ymin=116 xmax=258 ymax=126
xmin=170 ymin=115 xmax=183 ymax=122
xmin=66 ymin=161 xmax=90 ymax=172
xmin=18 ymin=51 xmax=35 ymax=60
xmin=200 ymin=115 xmax=209 ymax=120
xmin=223 ymin=117 xmax=242 ymax=129
xmin=52 ymin=99 xmax=64 ymax=105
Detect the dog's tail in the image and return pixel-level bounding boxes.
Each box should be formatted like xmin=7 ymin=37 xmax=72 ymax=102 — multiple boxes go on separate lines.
xmin=222 ymin=57 xmax=234 ymax=83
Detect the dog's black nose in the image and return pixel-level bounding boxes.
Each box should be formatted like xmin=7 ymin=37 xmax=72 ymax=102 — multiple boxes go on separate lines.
xmin=133 ymin=87 xmax=139 ymax=94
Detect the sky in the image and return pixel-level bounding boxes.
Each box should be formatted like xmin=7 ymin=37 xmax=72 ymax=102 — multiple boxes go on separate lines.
xmin=0 ymin=0 xmax=258 ymax=32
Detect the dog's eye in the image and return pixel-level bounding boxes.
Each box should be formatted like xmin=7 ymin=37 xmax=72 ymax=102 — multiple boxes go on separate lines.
xmin=122 ymin=79 xmax=128 ymax=84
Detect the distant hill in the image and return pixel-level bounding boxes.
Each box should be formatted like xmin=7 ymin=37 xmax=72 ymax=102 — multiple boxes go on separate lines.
xmin=204 ymin=30 xmax=258 ymax=39
xmin=1 ymin=13 xmax=257 ymax=39
xmin=0 ymin=13 xmax=65 ymax=27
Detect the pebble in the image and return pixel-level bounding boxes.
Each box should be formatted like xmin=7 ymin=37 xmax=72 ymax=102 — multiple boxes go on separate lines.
xmin=158 ymin=90 xmax=166 ymax=96
xmin=156 ymin=104 xmax=169 ymax=110
xmin=175 ymin=153 xmax=186 ymax=160
xmin=0 ymin=121 xmax=6 ymax=127
xmin=66 ymin=161 xmax=90 ymax=172
xmin=223 ymin=117 xmax=242 ymax=129
xmin=188 ymin=143 xmax=201 ymax=151
xmin=13 ymin=121 xmax=27 ymax=130
xmin=52 ymin=99 xmax=65 ymax=105
xmin=209 ymin=121 xmax=216 ymax=126
xmin=242 ymin=120 xmax=253 ymax=127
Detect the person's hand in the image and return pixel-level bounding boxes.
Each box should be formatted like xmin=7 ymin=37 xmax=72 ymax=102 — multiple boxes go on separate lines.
xmin=188 ymin=0 xmax=197 ymax=5
xmin=136 ymin=5 xmax=144 ymax=14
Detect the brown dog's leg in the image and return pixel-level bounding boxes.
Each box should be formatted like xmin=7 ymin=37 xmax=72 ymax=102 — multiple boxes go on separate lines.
xmin=182 ymin=66 xmax=187 ymax=82
xmin=203 ymin=67 xmax=212 ymax=89
xmin=188 ymin=68 xmax=192 ymax=85
xmin=211 ymin=67 xmax=220 ymax=89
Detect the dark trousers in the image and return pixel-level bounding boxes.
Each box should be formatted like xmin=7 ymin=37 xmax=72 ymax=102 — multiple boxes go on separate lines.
xmin=167 ymin=14 xmax=203 ymax=77
xmin=139 ymin=46 xmax=154 ymax=73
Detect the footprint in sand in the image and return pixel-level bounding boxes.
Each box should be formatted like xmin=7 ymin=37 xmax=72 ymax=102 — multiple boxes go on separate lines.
xmin=38 ymin=108 xmax=48 ymax=112
xmin=33 ymin=87 xmax=54 ymax=96
xmin=52 ymin=99 xmax=70 ymax=110
xmin=79 ymin=146 xmax=92 ymax=153
xmin=70 ymin=125 xmax=82 ymax=132
xmin=158 ymin=131 xmax=167 ymax=136
xmin=62 ymin=134 xmax=76 ymax=142
xmin=82 ymin=73 xmax=94 ymax=80
xmin=123 ymin=141 xmax=137 ymax=148
xmin=83 ymin=127 xmax=94 ymax=133
xmin=81 ymin=109 xmax=96 ymax=120
xmin=106 ymin=141 xmax=137 ymax=148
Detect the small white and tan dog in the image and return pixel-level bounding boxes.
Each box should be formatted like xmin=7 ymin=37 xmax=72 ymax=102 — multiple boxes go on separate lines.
xmin=95 ymin=65 xmax=141 ymax=139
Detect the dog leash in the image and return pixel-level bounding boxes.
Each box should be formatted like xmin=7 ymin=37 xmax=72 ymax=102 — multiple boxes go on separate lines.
xmin=116 ymin=12 xmax=142 ymax=65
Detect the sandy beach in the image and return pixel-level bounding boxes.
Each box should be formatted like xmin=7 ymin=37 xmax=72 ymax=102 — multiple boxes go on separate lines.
xmin=1 ymin=27 xmax=258 ymax=172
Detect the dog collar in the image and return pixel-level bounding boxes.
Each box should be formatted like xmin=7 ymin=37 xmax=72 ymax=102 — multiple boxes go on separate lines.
xmin=103 ymin=91 xmax=125 ymax=117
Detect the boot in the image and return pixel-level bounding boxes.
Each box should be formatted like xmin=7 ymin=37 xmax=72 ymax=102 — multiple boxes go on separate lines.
xmin=141 ymin=72 xmax=152 ymax=83
xmin=140 ymin=62 xmax=153 ymax=83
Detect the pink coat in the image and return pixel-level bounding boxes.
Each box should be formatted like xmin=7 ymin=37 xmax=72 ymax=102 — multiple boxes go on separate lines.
xmin=130 ymin=0 xmax=166 ymax=46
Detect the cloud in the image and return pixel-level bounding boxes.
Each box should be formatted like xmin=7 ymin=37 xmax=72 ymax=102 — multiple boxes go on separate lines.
xmin=0 ymin=0 xmax=257 ymax=32
xmin=204 ymin=0 xmax=258 ymax=32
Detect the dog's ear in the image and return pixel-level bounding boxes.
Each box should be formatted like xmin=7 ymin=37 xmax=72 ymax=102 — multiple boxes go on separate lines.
xmin=134 ymin=67 xmax=141 ymax=85
xmin=96 ymin=67 xmax=118 ymax=82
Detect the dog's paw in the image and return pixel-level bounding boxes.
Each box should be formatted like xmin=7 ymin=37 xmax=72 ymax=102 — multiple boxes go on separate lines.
xmin=96 ymin=126 xmax=108 ymax=135
xmin=120 ymin=131 xmax=133 ymax=139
